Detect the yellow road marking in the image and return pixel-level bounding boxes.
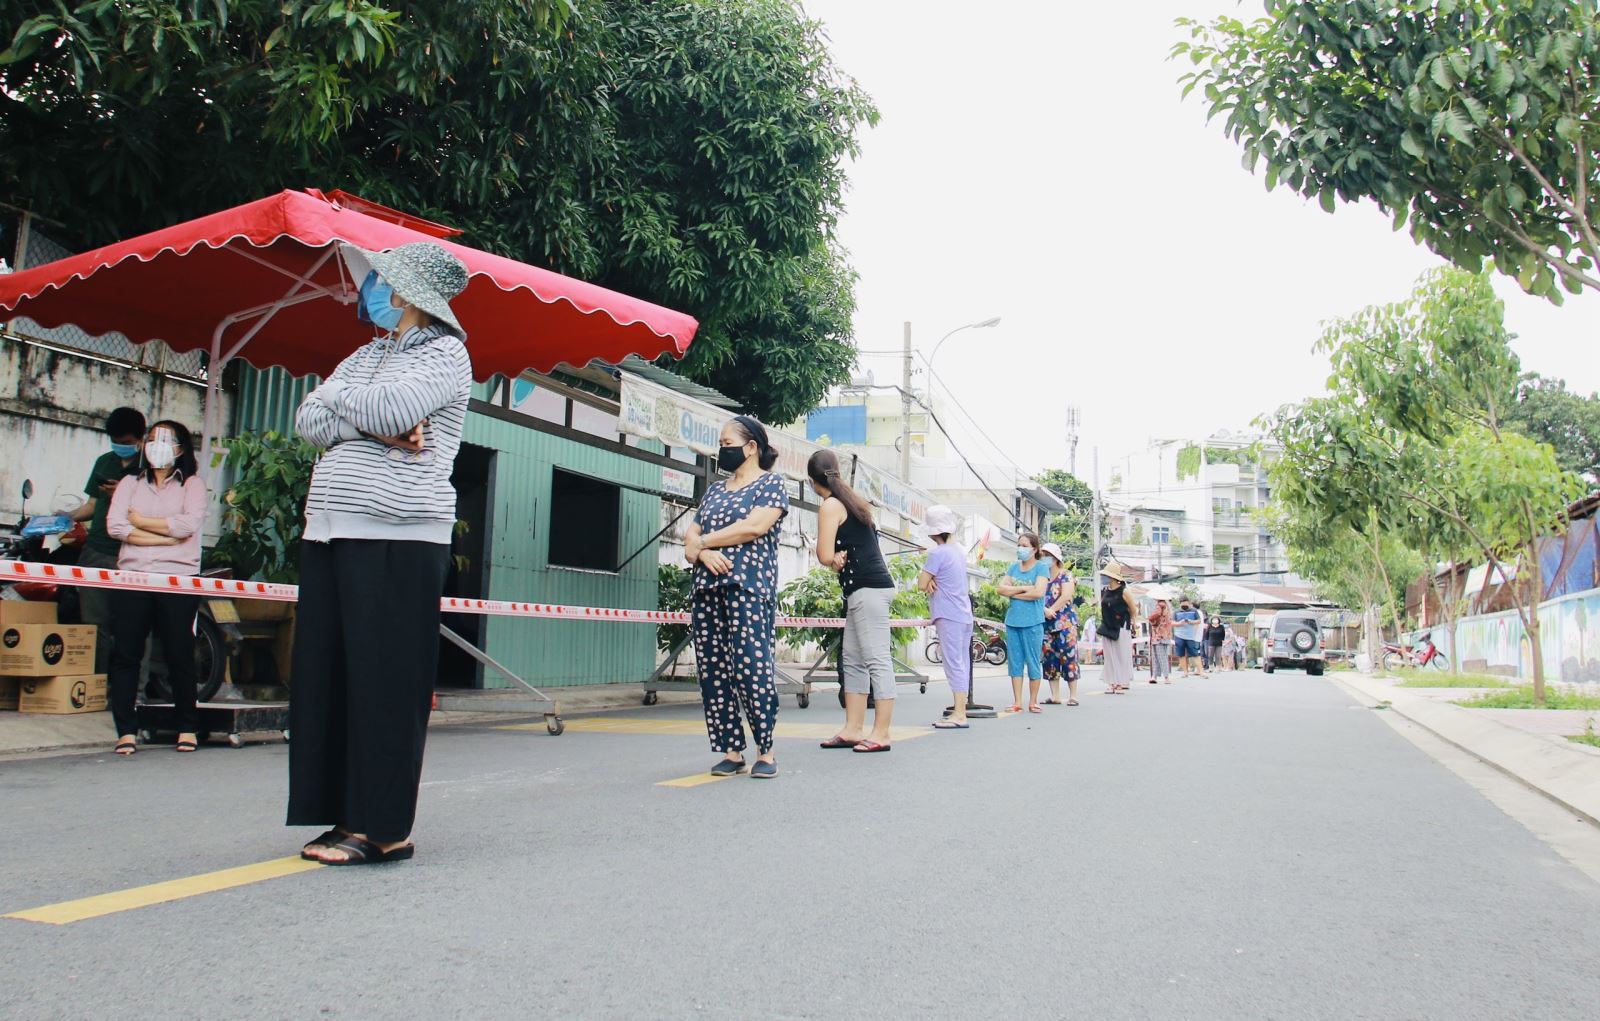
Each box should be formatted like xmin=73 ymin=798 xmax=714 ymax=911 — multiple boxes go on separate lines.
xmin=501 ymin=718 xmax=949 ymax=739
xmin=658 ymin=772 xmax=743 ymax=788
xmin=4 ymin=856 xmax=322 ymax=926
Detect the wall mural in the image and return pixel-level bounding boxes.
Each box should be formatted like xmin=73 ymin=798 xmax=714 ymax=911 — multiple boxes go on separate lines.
xmin=1417 ymin=588 xmax=1600 ymax=683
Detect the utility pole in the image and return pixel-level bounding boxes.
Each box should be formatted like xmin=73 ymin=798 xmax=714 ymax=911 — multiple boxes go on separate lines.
xmin=899 ymin=321 xmax=913 ymax=481
xmin=1091 ymin=446 xmax=1102 ymax=602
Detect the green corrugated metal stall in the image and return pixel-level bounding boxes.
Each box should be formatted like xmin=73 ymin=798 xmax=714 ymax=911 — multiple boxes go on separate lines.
xmin=232 ymin=365 xmax=664 ymax=687
xmin=233 ymin=365 xmax=320 ymax=435
xmin=464 ymin=412 xmax=662 ymax=688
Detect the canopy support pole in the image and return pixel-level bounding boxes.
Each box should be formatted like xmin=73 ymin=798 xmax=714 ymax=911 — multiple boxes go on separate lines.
xmin=200 ymin=247 xmax=339 ymax=467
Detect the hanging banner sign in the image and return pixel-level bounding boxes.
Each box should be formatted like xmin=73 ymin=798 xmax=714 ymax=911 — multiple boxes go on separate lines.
xmin=618 ymin=371 xmax=928 ymax=523
xmin=619 ymin=372 xmax=723 ymax=456
xmin=618 ymin=372 xmax=823 ymax=486
xmin=661 ymin=466 xmax=697 ymax=499
xmin=851 ymin=458 xmax=932 ymax=525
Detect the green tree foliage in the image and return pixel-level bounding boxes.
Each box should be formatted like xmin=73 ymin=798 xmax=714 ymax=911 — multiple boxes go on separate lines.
xmin=0 ymin=0 xmax=875 ymax=422
xmin=1263 ymin=269 xmax=1585 ymax=699
xmin=1504 ymin=373 xmax=1600 ymax=480
xmin=1176 ymin=0 xmax=1600 ymax=302
xmin=1031 ymin=468 xmax=1103 ymax=571
xmin=1175 ymin=443 xmax=1202 ymax=481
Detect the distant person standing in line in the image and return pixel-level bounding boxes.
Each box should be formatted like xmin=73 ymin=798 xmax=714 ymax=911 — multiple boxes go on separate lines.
xmin=918 ymin=506 xmax=975 ymax=729
xmin=1098 ymin=564 xmax=1138 ymax=693
xmin=809 ymin=450 xmax=896 ymax=753
xmin=67 ymin=406 xmax=147 ymax=674
xmin=1172 ymin=597 xmax=1205 ymax=677
xmin=1039 ymin=543 xmax=1080 ymax=706
xmin=1205 ymin=616 xmax=1228 ymax=671
xmin=1148 ymin=596 xmax=1174 ymax=684
xmin=998 ymin=532 xmax=1050 ymax=713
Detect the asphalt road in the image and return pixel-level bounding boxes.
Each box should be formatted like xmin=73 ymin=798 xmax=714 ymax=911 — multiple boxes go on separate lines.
xmin=3 ymin=668 xmax=1598 ymax=1020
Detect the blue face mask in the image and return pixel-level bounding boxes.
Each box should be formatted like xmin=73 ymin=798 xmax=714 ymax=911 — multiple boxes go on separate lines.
xmin=110 ymin=442 xmax=139 ymax=460
xmin=1017 ymin=546 xmax=1033 ymax=562
xmin=357 ymin=270 xmax=404 ymax=331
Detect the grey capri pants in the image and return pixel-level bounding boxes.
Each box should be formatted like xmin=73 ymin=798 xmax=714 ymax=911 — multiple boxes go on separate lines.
xmin=842 ymin=586 xmax=896 ymax=700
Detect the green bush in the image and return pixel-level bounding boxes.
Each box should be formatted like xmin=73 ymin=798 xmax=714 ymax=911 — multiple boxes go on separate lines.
xmin=777 ymin=553 xmax=930 ymax=656
xmin=208 ymin=430 xmax=319 ymax=583
xmin=657 ymin=563 xmax=692 ymax=652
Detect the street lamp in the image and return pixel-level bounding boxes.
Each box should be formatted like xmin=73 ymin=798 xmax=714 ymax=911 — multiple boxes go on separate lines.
xmin=901 ymin=316 xmax=1000 ymax=479
xmin=927 ymin=316 xmax=1002 ymax=373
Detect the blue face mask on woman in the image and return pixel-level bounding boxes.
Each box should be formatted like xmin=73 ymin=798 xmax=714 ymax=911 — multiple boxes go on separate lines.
xmin=110 ymin=442 xmax=139 ymax=460
xmin=1017 ymin=546 xmax=1033 ymax=562
xmin=357 ymin=270 xmax=404 ymax=331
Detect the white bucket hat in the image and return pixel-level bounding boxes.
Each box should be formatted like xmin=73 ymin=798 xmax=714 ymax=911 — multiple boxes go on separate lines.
xmin=922 ymin=505 xmax=961 ymax=538
xmin=1039 ymin=542 xmax=1065 ymax=564
xmin=340 ymin=241 xmax=469 ymax=333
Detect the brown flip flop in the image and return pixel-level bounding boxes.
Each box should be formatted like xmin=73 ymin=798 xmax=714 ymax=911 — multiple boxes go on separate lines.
xmin=852 ymin=740 xmax=891 ymax=753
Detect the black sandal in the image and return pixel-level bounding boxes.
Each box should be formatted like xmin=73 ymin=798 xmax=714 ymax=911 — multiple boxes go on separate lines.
xmin=301 ymin=829 xmax=349 ymax=861
xmin=322 ymin=836 xmax=415 ymax=866
xmin=113 ymin=737 xmax=137 ymax=756
xmin=175 ymin=738 xmax=198 ymax=753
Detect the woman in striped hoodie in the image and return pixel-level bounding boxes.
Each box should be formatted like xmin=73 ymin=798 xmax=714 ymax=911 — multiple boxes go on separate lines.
xmin=288 ymin=242 xmax=473 ymax=867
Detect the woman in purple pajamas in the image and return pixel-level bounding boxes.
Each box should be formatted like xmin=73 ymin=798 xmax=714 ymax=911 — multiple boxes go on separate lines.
xmin=918 ymin=506 xmax=975 ymax=729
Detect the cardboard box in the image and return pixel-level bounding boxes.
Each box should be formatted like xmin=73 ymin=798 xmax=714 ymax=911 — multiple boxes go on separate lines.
xmin=0 ymin=677 xmax=18 ymax=711
xmin=0 ymin=600 xmax=57 ymax=629
xmin=18 ymin=674 xmax=107 ymax=715
xmin=1 ymin=623 xmax=96 ymax=676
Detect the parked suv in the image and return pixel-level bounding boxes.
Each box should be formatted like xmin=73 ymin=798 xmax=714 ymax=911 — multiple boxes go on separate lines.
xmin=1263 ymin=612 xmax=1326 ymax=676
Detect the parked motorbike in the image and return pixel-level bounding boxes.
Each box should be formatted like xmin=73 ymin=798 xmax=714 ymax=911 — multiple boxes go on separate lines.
xmin=1381 ymin=634 xmax=1448 ymax=672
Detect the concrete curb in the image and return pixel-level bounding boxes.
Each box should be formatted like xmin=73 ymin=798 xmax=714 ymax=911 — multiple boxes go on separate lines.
xmin=1334 ymin=674 xmax=1600 ymax=828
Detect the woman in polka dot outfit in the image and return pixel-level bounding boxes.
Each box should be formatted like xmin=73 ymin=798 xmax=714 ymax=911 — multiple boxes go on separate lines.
xmin=684 ymin=416 xmax=791 ymax=779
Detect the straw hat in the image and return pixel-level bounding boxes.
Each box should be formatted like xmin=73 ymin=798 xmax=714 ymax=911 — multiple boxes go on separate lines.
xmin=1099 ymin=562 xmax=1131 ymax=583
xmin=340 ymin=242 xmax=468 ymax=333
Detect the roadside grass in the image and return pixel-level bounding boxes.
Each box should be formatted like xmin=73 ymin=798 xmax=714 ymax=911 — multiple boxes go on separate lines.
xmin=1570 ymin=722 xmax=1600 ymax=749
xmin=1456 ymin=685 xmax=1600 ymax=710
xmin=1393 ymin=670 xmax=1512 ymax=689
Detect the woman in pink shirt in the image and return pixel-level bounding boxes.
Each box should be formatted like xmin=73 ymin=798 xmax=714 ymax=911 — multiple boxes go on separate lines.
xmin=105 ymin=420 xmax=208 ymax=755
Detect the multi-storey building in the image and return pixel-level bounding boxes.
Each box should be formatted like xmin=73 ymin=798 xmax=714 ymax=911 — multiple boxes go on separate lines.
xmin=1103 ymin=429 xmax=1301 ymax=586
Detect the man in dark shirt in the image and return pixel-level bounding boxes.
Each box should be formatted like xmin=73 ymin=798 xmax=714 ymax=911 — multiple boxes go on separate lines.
xmin=67 ymin=407 xmax=147 ymax=672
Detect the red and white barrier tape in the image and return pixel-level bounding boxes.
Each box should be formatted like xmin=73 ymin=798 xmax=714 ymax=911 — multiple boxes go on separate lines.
xmin=2 ymin=560 xmax=932 ymax=630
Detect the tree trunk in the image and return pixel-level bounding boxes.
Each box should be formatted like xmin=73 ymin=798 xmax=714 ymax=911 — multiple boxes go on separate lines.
xmin=1525 ymin=546 xmax=1547 ymax=705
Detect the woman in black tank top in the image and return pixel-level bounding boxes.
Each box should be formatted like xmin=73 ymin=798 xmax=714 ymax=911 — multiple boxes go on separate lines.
xmin=808 ymin=451 xmax=897 ymax=752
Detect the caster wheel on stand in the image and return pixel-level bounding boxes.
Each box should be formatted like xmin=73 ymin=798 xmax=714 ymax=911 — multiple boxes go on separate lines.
xmin=643 ymin=691 xmax=659 ymax=706
xmin=547 ymin=716 xmax=565 ymax=736
xmin=797 ymin=693 xmax=810 ymax=709
xmin=138 ymin=729 xmax=155 ymax=743
xmin=227 ymin=733 xmax=244 ymax=749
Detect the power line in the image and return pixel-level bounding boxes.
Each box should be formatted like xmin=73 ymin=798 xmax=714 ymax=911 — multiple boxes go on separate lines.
xmin=917 ymin=353 xmax=1033 ymax=479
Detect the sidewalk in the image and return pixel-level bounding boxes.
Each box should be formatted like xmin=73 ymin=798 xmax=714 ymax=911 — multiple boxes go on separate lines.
xmin=1335 ymin=673 xmax=1600 ymax=828
xmin=0 ymin=666 xmax=1018 ymax=760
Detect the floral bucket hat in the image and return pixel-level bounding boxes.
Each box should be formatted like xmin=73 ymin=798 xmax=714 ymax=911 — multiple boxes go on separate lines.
xmin=339 ymin=241 xmax=469 ymax=333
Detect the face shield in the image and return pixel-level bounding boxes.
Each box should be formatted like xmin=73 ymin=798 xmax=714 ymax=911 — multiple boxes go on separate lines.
xmin=145 ymin=426 xmax=181 ymax=470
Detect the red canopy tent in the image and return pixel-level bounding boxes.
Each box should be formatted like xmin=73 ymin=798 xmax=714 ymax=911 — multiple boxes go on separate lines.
xmin=0 ymin=189 xmax=698 ymax=455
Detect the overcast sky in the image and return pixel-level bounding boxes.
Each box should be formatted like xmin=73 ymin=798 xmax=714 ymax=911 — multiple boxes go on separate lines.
xmin=801 ymin=0 xmax=1600 ymax=484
